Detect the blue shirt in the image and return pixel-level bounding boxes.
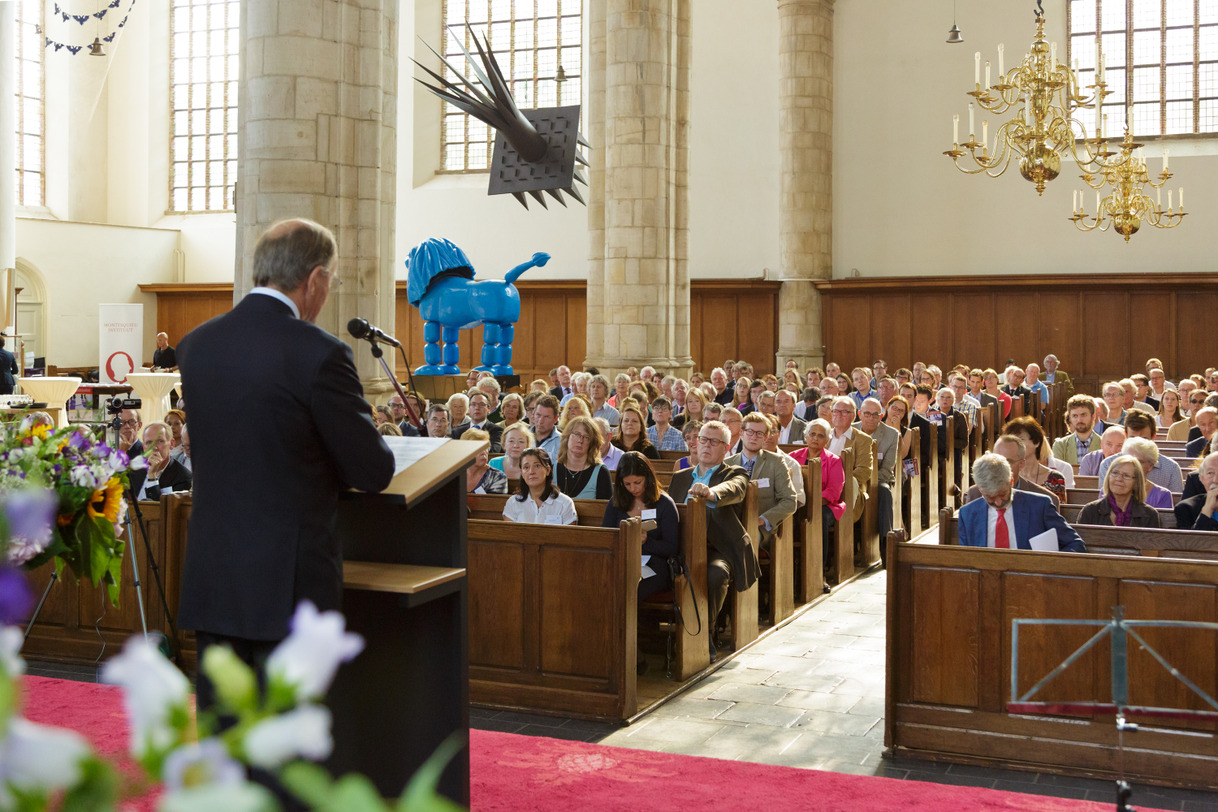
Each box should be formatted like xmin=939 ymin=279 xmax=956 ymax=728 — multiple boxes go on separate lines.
xmin=647 ymin=424 xmax=687 ymax=451
xmin=688 ymin=463 xmax=721 ymax=506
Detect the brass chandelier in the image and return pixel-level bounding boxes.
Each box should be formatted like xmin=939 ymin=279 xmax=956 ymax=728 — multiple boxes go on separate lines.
xmin=943 ymin=1 xmax=1120 ymax=195
xmin=1069 ymin=129 xmax=1186 ymax=241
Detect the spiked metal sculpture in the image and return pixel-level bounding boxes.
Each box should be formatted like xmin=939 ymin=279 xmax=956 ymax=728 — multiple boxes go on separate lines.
xmin=414 ymin=26 xmax=590 ymax=210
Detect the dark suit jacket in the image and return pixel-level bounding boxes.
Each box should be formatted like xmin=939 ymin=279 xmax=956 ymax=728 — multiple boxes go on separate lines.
xmin=668 ymin=463 xmax=759 ymax=591
xmin=958 ymin=490 xmax=1085 ymax=552
xmin=1078 ymin=497 xmax=1160 ymax=528
xmin=176 ymin=293 xmax=395 ymax=641
xmin=129 ymin=458 xmax=193 ymax=500
xmin=550 ymin=385 xmax=572 ymax=401
xmin=452 ymin=420 xmax=503 ymax=452
xmin=1186 ymin=435 xmax=1210 ymax=458
xmin=1174 ymin=493 xmax=1218 ymax=531
xmin=935 ymin=409 xmax=969 ymax=462
xmin=1183 ymin=472 xmax=1203 ymax=501
xmin=1003 ymin=384 xmax=1033 ymax=413
xmin=909 ymin=412 xmax=933 ymax=465
xmin=0 ymin=347 xmax=16 ymax=394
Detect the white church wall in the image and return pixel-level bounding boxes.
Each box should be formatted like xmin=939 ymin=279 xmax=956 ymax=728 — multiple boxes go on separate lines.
xmin=833 ymin=0 xmax=1218 ymax=278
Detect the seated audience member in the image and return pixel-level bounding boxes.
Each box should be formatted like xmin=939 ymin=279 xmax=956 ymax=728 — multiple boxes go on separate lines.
xmin=709 ymin=366 xmax=734 ymax=405
xmin=836 ymin=372 xmax=853 ymax=394
xmin=884 ymin=394 xmax=915 ymax=463
xmin=559 ymin=395 xmax=593 ymax=431
xmin=1051 ymin=394 xmax=1102 ymax=464
xmin=1100 ymin=380 xmax=1127 ymax=426
xmin=828 ymin=397 xmax=875 ymax=523
xmin=1178 ymin=378 xmax=1198 ymax=409
xmin=855 ymin=397 xmax=897 ymax=543
xmin=445 ymin=393 xmax=468 ymax=430
xmin=963 ymin=434 xmax=1059 ymax=508
xmin=703 ymin=402 xmax=723 ymax=422
xmin=476 ymin=377 xmax=504 ymax=422
xmin=671 ymin=378 xmax=689 ymax=414
xmin=530 ymin=378 xmax=550 ymax=394
xmin=875 ymin=377 xmax=899 ymax=414
xmin=378 ymin=422 xmax=402 ymax=437
xmin=804 ymin=366 xmax=824 ymax=390
xmin=1175 ymin=452 xmax=1218 ymax=531
xmin=424 ymin=403 xmax=453 ymax=440
xmin=130 ymin=422 xmax=193 ymax=500
xmin=554 ymin=415 xmax=612 ymax=499
xmin=614 ymin=405 xmax=660 ymax=460
xmin=1024 ymin=363 xmax=1049 ymax=408
xmin=1121 ymin=377 xmax=1156 ymax=415
xmin=452 ymin=391 xmax=503 ymax=452
xmin=783 ymin=369 xmax=801 ymax=391
xmin=918 ymin=369 xmax=936 ymax=388
xmin=819 ymin=377 xmax=840 ymax=398
xmin=491 ymin=422 xmax=534 ymax=479
xmin=603 ymin=451 xmax=680 ymax=609
xmin=790 ymin=419 xmax=844 ymax=592
xmin=587 ymin=374 xmax=620 ymax=426
xmin=849 ymin=367 xmax=874 ymax=409
xmin=870 ymin=359 xmax=888 ymax=389
xmin=646 ymin=396 xmax=687 ymax=451
xmin=1169 ymin=390 xmax=1208 ymax=441
xmin=462 ymin=428 xmax=509 ymax=494
xmin=774 ymin=389 xmax=806 ymax=445
xmin=725 ymin=413 xmax=798 ymax=549
xmin=754 ymin=389 xmax=776 ymax=418
xmin=496 ymin=393 xmax=525 ymax=428
xmin=609 ymin=373 xmax=631 ymax=407
xmin=562 ymin=371 xmax=590 ymax=406
xmin=1042 ymin=354 xmax=1071 ymax=391
xmin=676 ymin=421 xmax=703 ymax=469
xmin=178 ymin=426 xmax=192 ymax=472
xmin=907 ymin=385 xmax=935 ymax=465
xmin=550 ymin=365 xmax=573 ymax=400
xmin=165 ymin=408 xmax=189 ymax=468
xmin=522 ymin=391 xmax=543 ymax=424
xmin=531 ymin=395 xmax=563 ymax=460
xmin=673 ymin=388 xmax=707 ymax=429
xmin=1148 ymin=366 xmax=1172 ymax=398
xmin=1187 ymin=407 xmax=1218 ymax=458
xmin=719 ymin=407 xmax=745 ymax=453
xmin=982 ymin=369 xmax=1012 ymax=419
xmin=1097 ymin=413 xmax=1183 ymax=492
xmin=1131 ymin=373 xmax=1159 ymax=411
xmin=933 ymin=387 xmax=970 ymax=476
xmin=466 ymin=369 xmax=481 ymax=390
xmin=1001 ymin=366 xmax=1032 ymax=413
xmin=503 ymin=448 xmax=577 ymax=525
xmin=947 ymin=374 xmax=978 ymax=430
xmin=1081 ymin=425 xmax=1127 ymax=476
xmin=761 ymin=416 xmax=805 ymax=508
xmin=811 ymin=395 xmax=833 ymax=424
xmin=667 ymin=420 xmax=758 ymax=658
xmin=1078 ymin=455 xmax=1161 ymax=527
xmin=594 ymin=417 xmax=624 ymax=472
xmin=894 ymin=367 xmax=912 ymax=386
xmin=374 ymin=405 xmax=393 ymax=427
xmin=731 ymin=377 xmax=754 ymax=414
xmin=116 ymin=409 xmax=143 ymax=456
xmin=1004 ymin=416 xmax=1069 ymax=498
xmin=1098 ymin=437 xmax=1178 ymax=508
xmin=958 ymin=454 xmax=1085 ymax=552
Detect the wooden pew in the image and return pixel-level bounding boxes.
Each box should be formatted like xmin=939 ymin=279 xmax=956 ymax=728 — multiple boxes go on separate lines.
xmin=939 ymin=414 xmax=957 ymax=513
xmin=831 ymin=446 xmax=857 ymax=586
xmin=1058 ymin=502 xmax=1177 ymax=528
xmin=935 ymin=513 xmax=1211 ymax=556
xmin=730 ymin=483 xmax=762 ymax=650
xmin=795 ymin=456 xmax=824 ymax=604
xmin=861 ymin=450 xmax=881 ymax=568
xmin=905 ymin=426 xmax=924 ymax=535
xmin=465 ymin=514 xmax=643 ymax=721
xmin=1066 ymin=488 xmax=1181 ymax=507
xmin=921 ymin=422 xmax=939 ymax=530
xmin=886 ymin=538 xmax=1218 ymax=789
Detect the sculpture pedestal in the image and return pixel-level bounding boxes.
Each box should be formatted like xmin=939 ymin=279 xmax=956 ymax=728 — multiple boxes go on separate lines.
xmin=17 ymin=377 xmax=82 ymax=428
xmin=126 ymin=373 xmax=180 ymax=426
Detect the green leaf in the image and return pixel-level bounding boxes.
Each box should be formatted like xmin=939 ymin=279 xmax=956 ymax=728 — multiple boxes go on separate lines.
xmin=60 ymin=757 xmax=121 ymax=812
xmin=76 ymin=517 xmax=111 ymax=587
xmin=157 ymin=783 xmax=279 ymax=812
xmin=200 ymin=646 xmax=258 ymax=714
xmin=279 ymin=761 xmax=337 ymax=807
xmin=397 ymin=733 xmax=468 ymax=812
xmin=322 ymin=774 xmax=391 ymax=812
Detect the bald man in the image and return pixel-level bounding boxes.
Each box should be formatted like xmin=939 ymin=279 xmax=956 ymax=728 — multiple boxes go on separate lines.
xmin=152 ymin=331 xmax=178 ymax=371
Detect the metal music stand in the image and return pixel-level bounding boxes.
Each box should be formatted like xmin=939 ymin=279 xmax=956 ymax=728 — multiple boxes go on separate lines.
xmin=1009 ymin=606 xmax=1218 ymax=812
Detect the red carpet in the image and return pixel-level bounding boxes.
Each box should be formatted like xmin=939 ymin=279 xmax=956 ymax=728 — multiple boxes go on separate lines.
xmin=22 ymin=676 xmax=1166 ymax=811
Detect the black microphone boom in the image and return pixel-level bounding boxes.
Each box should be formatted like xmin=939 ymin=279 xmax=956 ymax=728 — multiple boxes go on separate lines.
xmin=347 ymin=317 xmax=401 ymax=348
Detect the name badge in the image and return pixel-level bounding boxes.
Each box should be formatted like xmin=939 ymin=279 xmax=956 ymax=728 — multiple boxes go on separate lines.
xmin=474 ymin=486 xmax=487 ymax=494
xmin=877 ymin=453 xmax=884 ymax=461
xmin=544 ymin=515 xmax=563 ymax=525
xmin=642 ymin=508 xmax=657 ymax=520
xmin=757 ymin=477 xmax=771 ymax=489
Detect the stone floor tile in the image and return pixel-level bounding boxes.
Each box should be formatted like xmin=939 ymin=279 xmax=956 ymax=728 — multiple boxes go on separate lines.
xmin=688 ymin=727 xmax=805 ymax=762
xmin=600 ymin=717 xmax=726 ymax=747
xmin=650 ymin=697 xmax=735 ymax=721
xmin=715 ymin=700 xmax=807 ymax=727
xmin=762 ymin=669 xmax=845 ymax=692
xmin=774 ymin=689 xmax=860 ymax=713
xmin=830 ymin=676 xmax=885 ymax=696
xmin=791 ymin=708 xmax=881 ymax=737
xmin=705 ymin=682 xmax=794 ymax=705
xmin=847 ymin=635 xmax=887 ymax=651
xmin=847 ymin=696 xmax=885 ymax=717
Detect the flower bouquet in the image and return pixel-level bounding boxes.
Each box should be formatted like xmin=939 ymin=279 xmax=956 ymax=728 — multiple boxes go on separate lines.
xmin=1 ymin=422 xmax=142 ymax=606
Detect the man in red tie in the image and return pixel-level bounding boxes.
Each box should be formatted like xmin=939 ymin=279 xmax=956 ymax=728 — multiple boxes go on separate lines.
xmin=957 ymin=454 xmax=1085 ymax=552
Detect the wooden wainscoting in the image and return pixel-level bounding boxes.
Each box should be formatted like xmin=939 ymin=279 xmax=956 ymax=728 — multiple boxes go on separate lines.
xmin=816 ymin=273 xmax=1218 ymax=391
xmin=141 ymin=278 xmax=782 ymax=382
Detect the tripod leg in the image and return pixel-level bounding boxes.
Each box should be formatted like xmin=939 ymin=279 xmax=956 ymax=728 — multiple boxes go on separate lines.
xmin=22 ymin=571 xmax=58 ymax=643
xmin=127 ymin=517 xmax=150 ymax=642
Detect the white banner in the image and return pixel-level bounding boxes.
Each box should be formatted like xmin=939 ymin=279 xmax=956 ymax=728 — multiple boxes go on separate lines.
xmin=98 ymin=303 xmax=143 ymax=385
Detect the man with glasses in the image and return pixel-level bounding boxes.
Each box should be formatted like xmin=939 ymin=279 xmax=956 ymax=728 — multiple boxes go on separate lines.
xmin=828 ymin=396 xmax=874 ymax=524
xmin=854 ymin=397 xmax=898 ymax=552
xmin=958 ymin=454 xmax=1084 ymax=552
xmin=1187 ymin=407 xmax=1218 ymax=459
xmin=1176 ymin=452 xmax=1218 ymax=531
xmin=668 ymin=420 xmax=756 ymax=660
xmin=726 ymin=413 xmax=797 ymax=550
xmin=964 ymin=434 xmax=1059 ymax=509
xmin=116 ymin=408 xmax=143 ymax=456
xmin=720 ymin=407 xmax=745 ymax=454
xmin=451 ymin=390 xmax=503 ymax=452
xmin=1171 ymin=389 xmax=1212 ymax=441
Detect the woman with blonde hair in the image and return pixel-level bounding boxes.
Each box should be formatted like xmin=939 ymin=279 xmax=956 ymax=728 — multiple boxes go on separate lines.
xmin=497 ymin=392 xmax=525 ymax=427
xmin=490 ymin=422 xmax=534 ymax=479
xmin=559 ymin=394 xmax=592 ymax=430
xmin=673 ymin=387 xmax=707 ymax=429
xmin=1156 ymin=388 xmax=1183 ymax=431
xmin=554 ymin=415 xmax=611 ymax=499
xmin=1078 ymin=454 xmax=1160 ymax=527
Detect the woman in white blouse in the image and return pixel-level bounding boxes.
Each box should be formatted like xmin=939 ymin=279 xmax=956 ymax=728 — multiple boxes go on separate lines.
xmin=501 ymin=448 xmax=578 ymax=525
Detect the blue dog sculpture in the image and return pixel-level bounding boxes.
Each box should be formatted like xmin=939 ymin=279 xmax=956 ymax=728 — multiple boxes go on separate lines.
xmin=405 ymin=238 xmax=549 ymax=375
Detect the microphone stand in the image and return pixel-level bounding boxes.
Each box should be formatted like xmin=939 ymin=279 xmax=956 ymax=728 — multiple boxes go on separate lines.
xmin=367 ymin=340 xmax=422 ymax=430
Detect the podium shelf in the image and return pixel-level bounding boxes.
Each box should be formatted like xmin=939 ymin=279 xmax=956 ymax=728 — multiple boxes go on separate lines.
xmin=343 ymin=561 xmax=466 ymax=595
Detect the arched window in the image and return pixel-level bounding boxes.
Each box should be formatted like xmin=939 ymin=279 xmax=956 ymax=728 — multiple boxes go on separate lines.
xmin=440 ymin=0 xmax=582 ymax=172
xmin=13 ymin=0 xmax=45 ymax=207
xmin=1068 ymin=0 xmax=1218 ymax=136
xmin=169 ymin=0 xmax=239 ymax=212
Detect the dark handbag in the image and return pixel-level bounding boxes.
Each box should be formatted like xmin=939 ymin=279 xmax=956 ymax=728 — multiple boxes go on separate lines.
xmin=665 ymin=554 xmax=703 ymax=636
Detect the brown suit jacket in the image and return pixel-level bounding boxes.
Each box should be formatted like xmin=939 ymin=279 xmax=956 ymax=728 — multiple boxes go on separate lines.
xmin=668 ymin=463 xmax=760 ymax=591
xmin=834 ymin=429 xmax=874 ymax=522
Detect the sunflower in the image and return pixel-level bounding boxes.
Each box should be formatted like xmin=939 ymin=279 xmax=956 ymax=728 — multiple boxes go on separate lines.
xmin=27 ymin=424 xmax=51 ymax=442
xmin=89 ymin=478 xmax=125 ymax=524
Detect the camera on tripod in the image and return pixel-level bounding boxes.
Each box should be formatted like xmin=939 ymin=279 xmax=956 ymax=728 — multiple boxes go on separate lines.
xmin=106 ymin=396 xmax=142 ymax=415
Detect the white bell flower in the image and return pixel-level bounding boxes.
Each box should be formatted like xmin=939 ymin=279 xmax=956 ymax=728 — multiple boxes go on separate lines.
xmin=158 ymin=783 xmax=278 ymax=812
xmin=163 ymin=738 xmax=245 ymax=791
xmin=0 ymin=626 xmax=24 ymax=678
xmin=265 ymin=601 xmax=364 ymax=701
xmin=243 ymin=705 xmax=333 ymax=768
xmin=0 ymin=717 xmax=91 ymax=793
xmin=100 ymin=635 xmax=191 ymax=758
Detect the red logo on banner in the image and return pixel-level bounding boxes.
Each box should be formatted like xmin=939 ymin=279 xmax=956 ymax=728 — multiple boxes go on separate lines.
xmin=105 ymin=351 xmax=135 ymax=384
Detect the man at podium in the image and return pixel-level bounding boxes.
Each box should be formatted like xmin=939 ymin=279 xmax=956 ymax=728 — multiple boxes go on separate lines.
xmin=177 ymin=218 xmax=395 ymax=715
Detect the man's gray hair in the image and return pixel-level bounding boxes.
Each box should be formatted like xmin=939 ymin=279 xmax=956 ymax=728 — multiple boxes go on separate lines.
xmin=477 ymin=376 xmax=502 ymax=395
xmin=973 ymin=453 xmax=1013 ymax=497
xmin=833 ymin=396 xmax=857 ymax=416
xmin=1122 ymin=436 xmax=1159 ymax=466
xmin=143 ymin=421 xmax=172 ymax=443
xmin=936 ymin=387 xmax=956 ymax=405
xmin=994 ymin=434 xmax=1027 ymax=459
xmin=446 ymin=392 xmax=468 ymax=408
xmin=700 ymin=419 xmax=731 ymax=444
xmin=252 ymin=219 xmax=337 ymax=290
xmin=711 ymin=367 xmax=727 ymax=378
xmin=590 ymin=374 xmax=611 ymax=392
xmin=861 ymin=397 xmax=883 ymax=412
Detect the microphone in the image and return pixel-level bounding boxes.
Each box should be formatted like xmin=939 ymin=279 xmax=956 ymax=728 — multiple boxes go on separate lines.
xmin=347 ymin=317 xmax=401 ymax=348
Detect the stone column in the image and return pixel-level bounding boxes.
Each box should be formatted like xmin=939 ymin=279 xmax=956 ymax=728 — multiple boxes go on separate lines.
xmin=583 ymin=0 xmax=607 ymax=368
xmin=0 ymin=3 xmax=16 ymax=333
xmin=584 ymin=0 xmax=693 ymax=378
xmin=775 ymin=0 xmax=833 ymax=371
xmin=236 ymin=0 xmax=398 ymax=392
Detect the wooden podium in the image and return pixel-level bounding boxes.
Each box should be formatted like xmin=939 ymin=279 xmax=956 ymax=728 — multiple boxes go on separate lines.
xmin=328 ymin=439 xmax=484 ymax=806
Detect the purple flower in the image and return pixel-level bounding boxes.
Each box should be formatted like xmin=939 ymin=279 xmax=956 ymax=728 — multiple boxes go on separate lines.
xmin=2 ymin=489 xmax=56 ymax=566
xmin=0 ymin=566 xmax=33 ymax=625
xmin=68 ymin=431 xmax=87 ymax=450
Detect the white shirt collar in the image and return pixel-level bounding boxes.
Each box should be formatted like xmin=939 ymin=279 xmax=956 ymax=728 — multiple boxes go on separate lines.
xmin=250 ymin=287 xmax=301 ymax=319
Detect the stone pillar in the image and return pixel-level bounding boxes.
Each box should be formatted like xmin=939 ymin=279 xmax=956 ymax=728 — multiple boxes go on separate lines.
xmin=583 ymin=0 xmax=607 ymax=368
xmin=584 ymin=0 xmax=693 ymax=378
xmin=236 ymin=0 xmax=398 ymax=392
xmin=0 ymin=3 xmax=16 ymax=333
xmin=775 ymin=0 xmax=833 ymax=371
